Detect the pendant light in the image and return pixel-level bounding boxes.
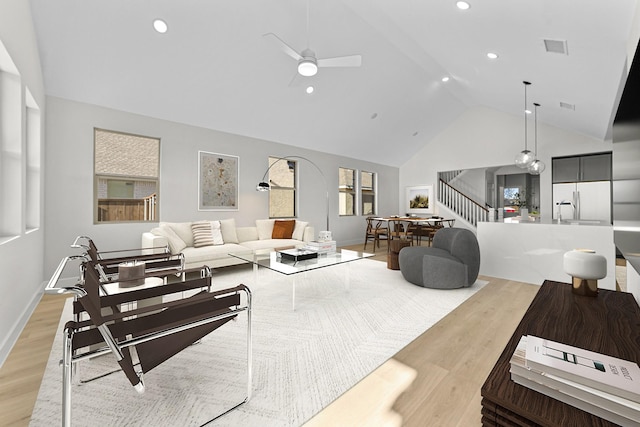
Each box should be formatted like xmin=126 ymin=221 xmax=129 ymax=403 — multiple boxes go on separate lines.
xmin=528 ymin=102 xmax=546 ymax=175
xmin=514 ymin=81 xmax=535 ymax=168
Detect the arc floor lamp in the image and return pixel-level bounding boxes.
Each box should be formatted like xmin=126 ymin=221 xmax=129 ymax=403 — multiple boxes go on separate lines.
xmin=256 ymin=156 xmax=330 ymax=232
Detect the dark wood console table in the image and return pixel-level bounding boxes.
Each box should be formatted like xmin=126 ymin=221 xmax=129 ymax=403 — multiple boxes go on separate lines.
xmin=481 ymin=280 xmax=640 ymax=426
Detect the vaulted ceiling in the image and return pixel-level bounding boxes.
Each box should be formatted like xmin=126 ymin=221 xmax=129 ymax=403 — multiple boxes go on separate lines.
xmin=29 ymin=0 xmax=638 ymax=166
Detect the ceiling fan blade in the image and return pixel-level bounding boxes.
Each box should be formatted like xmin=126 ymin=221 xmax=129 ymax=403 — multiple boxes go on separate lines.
xmin=317 ymin=54 xmax=362 ymax=68
xmin=263 ymin=33 xmax=302 ymax=61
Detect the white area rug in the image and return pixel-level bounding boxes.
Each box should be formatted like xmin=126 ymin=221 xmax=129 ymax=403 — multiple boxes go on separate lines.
xmin=31 ymin=259 xmax=486 ymax=426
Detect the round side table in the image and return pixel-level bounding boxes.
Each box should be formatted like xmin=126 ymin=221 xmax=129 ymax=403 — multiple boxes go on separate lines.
xmin=387 ymin=239 xmax=411 ymax=270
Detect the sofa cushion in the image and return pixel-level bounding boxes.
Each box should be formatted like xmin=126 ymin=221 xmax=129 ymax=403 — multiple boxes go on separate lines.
xmin=151 ymin=226 xmax=187 ymax=254
xmin=272 ymin=220 xmax=296 ymax=239
xmin=181 ymin=243 xmax=246 ymax=265
xmin=236 ymin=227 xmax=259 ymax=243
xmin=292 ymin=220 xmax=308 ymax=241
xmin=160 ymin=222 xmax=194 ymax=247
xmin=240 ymin=239 xmax=303 ymax=251
xmin=220 ymin=218 xmax=239 ymax=244
xmin=256 ymin=219 xmax=275 ymax=240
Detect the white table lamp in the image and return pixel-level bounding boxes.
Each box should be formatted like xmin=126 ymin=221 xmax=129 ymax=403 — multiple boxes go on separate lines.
xmin=563 ymin=249 xmax=607 ymax=297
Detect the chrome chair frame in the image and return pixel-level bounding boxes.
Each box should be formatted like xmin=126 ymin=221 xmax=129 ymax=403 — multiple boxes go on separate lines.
xmin=45 ymin=256 xmax=252 ymax=427
xmin=71 ymin=235 xmax=185 ymax=282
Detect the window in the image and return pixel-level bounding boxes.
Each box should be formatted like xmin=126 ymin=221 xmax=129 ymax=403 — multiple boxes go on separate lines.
xmin=339 ymin=167 xmax=356 ymax=216
xmin=94 ymin=129 xmax=160 ymax=223
xmin=0 ymin=40 xmax=22 ymax=241
xmin=361 ymin=171 xmax=376 ymax=215
xmin=268 ymin=157 xmax=296 ymax=218
xmin=25 ymin=88 xmax=41 ymax=231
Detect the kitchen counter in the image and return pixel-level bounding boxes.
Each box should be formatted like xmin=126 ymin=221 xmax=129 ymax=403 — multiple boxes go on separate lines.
xmin=500 ymin=216 xmax=611 ymax=226
xmin=477 ymin=220 xmax=615 ymax=289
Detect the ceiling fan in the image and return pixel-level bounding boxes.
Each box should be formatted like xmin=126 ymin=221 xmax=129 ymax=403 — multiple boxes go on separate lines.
xmin=264 ymin=33 xmax=362 ymax=77
xmin=263 ymin=0 xmax=362 ymax=78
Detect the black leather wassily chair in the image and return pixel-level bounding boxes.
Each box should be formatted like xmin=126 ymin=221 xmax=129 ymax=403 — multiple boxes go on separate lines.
xmin=45 ymin=254 xmax=252 ymax=427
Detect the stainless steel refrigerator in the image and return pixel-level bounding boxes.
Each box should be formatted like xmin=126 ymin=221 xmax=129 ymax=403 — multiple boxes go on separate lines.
xmin=552 ymin=181 xmax=612 ymax=222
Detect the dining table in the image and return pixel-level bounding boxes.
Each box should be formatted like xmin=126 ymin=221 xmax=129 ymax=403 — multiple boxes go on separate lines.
xmin=375 ymin=216 xmax=456 ymax=245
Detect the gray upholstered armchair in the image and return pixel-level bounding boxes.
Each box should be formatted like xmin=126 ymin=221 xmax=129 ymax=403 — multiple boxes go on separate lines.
xmin=398 ymin=227 xmax=480 ymax=289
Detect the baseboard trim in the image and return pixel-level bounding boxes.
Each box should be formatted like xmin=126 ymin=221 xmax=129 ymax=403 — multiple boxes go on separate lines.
xmin=0 ymin=290 xmax=43 ymax=367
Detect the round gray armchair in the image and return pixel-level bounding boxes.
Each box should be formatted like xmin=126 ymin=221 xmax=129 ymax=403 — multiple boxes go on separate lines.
xmin=398 ymin=227 xmax=480 ymax=289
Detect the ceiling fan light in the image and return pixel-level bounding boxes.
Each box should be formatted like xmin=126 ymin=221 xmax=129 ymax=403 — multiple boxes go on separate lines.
xmin=298 ymin=60 xmax=318 ymax=77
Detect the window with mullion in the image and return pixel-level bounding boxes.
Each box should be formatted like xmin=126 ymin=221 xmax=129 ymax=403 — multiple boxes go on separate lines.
xmin=339 ymin=167 xmax=356 ymax=216
xmin=268 ymin=157 xmax=296 ymax=218
xmin=361 ymin=170 xmax=376 ymax=215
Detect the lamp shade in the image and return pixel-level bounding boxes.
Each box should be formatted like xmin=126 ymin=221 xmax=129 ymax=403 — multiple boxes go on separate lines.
xmin=515 ymin=150 xmax=535 ymax=168
xmin=563 ymin=250 xmax=606 ymax=280
xmin=528 ymin=159 xmax=546 ymax=175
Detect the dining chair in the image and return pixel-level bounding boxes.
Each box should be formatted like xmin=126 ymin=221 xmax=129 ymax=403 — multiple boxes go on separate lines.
xmin=364 ymin=217 xmax=388 ymax=252
xmin=388 ymin=219 xmax=416 ymax=245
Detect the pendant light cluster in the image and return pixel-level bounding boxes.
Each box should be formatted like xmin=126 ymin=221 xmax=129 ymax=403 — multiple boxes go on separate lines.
xmin=514 ymin=81 xmax=545 ymax=174
xmin=528 ymin=103 xmax=546 ymax=174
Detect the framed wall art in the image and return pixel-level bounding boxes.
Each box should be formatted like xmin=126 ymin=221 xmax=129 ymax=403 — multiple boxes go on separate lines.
xmin=198 ymin=151 xmax=239 ymax=211
xmin=406 ymin=185 xmax=434 ymax=215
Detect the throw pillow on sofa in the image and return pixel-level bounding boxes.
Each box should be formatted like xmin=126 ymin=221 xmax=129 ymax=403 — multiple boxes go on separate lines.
xmin=256 ymin=219 xmax=275 ymax=240
xmin=151 ymin=225 xmax=187 ymax=254
xmin=220 ymin=218 xmax=239 ymax=243
xmin=192 ymin=220 xmax=224 ymax=248
xmin=272 ymin=219 xmax=296 ymax=239
xmin=160 ymin=222 xmax=194 ymax=247
xmin=292 ymin=221 xmax=308 ymax=241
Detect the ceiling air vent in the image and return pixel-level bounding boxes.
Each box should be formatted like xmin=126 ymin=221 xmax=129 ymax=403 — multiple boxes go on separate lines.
xmin=560 ymin=102 xmax=575 ymax=111
xmin=544 ymin=39 xmax=568 ymax=55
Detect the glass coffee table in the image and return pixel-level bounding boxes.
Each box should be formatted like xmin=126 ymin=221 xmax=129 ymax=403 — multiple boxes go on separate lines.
xmin=230 ymin=248 xmax=373 ymax=310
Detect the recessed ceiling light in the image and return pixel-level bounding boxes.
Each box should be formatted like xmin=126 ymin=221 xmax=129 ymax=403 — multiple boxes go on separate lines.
xmin=306 ymin=86 xmax=314 ymax=94
xmin=153 ymin=19 xmax=168 ymax=34
xmin=525 ymin=109 xmax=532 ymax=114
xmin=442 ymin=76 xmax=450 ymax=82
xmin=456 ymin=1 xmax=470 ymax=10
xmin=487 ymin=52 xmax=498 ymax=59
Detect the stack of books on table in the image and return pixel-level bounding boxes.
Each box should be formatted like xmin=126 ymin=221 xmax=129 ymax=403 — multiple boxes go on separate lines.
xmin=304 ymin=240 xmax=336 ymax=254
xmin=509 ymin=335 xmax=640 ymax=426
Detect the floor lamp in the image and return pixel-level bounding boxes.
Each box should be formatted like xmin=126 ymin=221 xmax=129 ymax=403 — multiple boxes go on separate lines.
xmin=256 ymin=156 xmax=330 ymax=233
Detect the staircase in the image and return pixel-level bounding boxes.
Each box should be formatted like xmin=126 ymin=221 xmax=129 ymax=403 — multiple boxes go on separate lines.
xmin=438 ymin=179 xmax=489 ymax=227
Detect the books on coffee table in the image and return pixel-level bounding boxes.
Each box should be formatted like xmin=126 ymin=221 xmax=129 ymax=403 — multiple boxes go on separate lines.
xmin=509 ymin=335 xmax=640 ymax=425
xmin=277 ymin=248 xmax=318 ymax=262
xmin=304 ymin=240 xmax=336 ymax=254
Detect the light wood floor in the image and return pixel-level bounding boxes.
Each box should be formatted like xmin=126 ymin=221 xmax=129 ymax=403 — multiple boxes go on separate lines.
xmin=0 ymin=242 xmax=538 ymax=427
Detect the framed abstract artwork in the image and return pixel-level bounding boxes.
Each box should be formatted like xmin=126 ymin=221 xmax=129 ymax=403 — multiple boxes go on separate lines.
xmin=406 ymin=185 xmax=434 ymax=214
xmin=198 ymin=151 xmax=239 ymax=211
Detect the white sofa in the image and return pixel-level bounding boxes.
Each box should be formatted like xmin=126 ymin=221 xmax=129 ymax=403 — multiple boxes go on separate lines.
xmin=141 ymin=218 xmax=314 ymax=269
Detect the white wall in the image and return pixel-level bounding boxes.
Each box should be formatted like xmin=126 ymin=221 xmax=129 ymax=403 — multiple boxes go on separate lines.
xmin=0 ymin=0 xmax=46 ymax=365
xmin=44 ymin=97 xmax=399 ymax=276
xmin=400 ymin=106 xmax=613 ymax=222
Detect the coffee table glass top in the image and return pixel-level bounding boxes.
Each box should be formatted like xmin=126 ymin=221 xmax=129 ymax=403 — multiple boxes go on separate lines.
xmin=229 ymin=248 xmax=373 ymax=275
